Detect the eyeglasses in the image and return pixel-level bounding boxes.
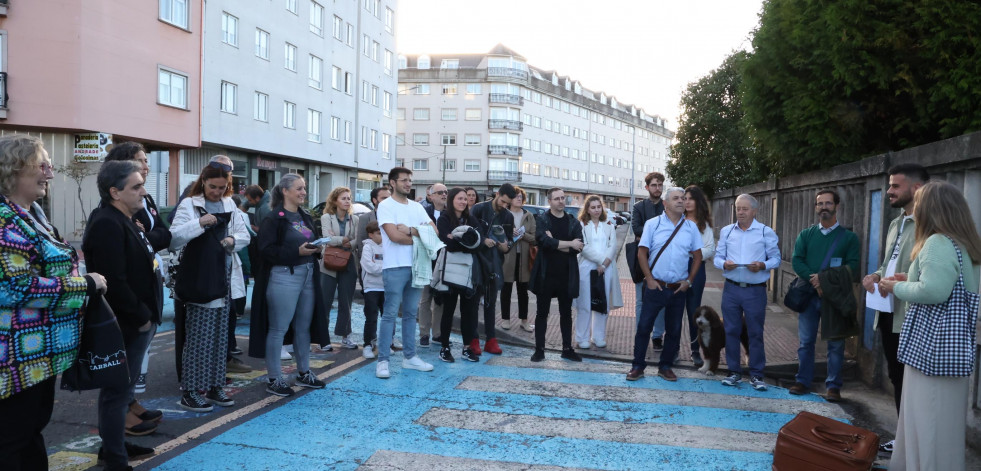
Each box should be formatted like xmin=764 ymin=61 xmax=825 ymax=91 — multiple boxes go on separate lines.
xmin=38 ymin=162 xmax=53 ymax=174
xmin=815 ymin=202 xmax=835 ymax=207
xmin=433 ymin=190 xmax=448 ymax=195
xmin=208 ymin=161 xmax=232 ymax=172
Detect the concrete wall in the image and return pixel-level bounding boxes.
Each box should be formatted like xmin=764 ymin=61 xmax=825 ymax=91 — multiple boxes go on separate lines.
xmin=710 ymin=130 xmax=981 ymax=437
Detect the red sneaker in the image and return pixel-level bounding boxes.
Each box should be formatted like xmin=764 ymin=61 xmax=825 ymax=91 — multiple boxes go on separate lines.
xmin=484 ymin=338 xmax=503 ymax=355
xmin=469 ymin=338 xmax=482 ymax=356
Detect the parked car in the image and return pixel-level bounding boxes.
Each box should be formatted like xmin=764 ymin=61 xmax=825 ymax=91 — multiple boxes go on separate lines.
xmin=309 ymin=201 xmax=372 ymax=236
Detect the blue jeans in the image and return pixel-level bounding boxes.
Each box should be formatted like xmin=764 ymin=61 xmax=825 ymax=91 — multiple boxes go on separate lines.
xmin=720 ymin=284 xmax=767 ymax=378
xmin=265 ymin=264 xmax=315 ymax=378
xmin=683 ymin=261 xmax=707 ymax=349
xmin=632 ymin=285 xmax=687 ymax=370
xmin=636 ymin=282 xmax=666 ymax=339
xmin=796 ymin=297 xmax=845 ymax=389
xmin=379 ymin=267 xmax=421 ymax=362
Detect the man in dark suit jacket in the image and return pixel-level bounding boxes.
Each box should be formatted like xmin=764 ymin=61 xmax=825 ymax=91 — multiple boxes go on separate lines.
xmin=83 ymin=161 xmax=164 ymax=469
xmin=470 ymin=183 xmax=516 ymax=355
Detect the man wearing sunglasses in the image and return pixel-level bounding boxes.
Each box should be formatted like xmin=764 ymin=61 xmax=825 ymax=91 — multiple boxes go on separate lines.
xmin=417 ymin=183 xmax=448 ymax=348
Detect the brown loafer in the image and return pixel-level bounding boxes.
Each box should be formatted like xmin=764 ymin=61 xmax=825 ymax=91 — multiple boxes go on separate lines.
xmin=825 ymin=388 xmax=842 ymax=402
xmin=788 ymin=382 xmax=808 ymax=395
xmin=657 ymin=368 xmax=677 ymax=382
xmin=626 ymin=368 xmax=645 ymax=381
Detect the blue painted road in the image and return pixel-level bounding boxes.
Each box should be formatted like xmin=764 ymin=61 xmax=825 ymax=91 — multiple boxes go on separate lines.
xmin=150 ymin=342 xmax=849 ymax=471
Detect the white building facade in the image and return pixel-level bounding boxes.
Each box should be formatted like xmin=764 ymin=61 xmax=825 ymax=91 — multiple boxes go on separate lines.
xmin=197 ymin=0 xmax=398 ymax=203
xmin=396 ymin=45 xmax=673 ymax=210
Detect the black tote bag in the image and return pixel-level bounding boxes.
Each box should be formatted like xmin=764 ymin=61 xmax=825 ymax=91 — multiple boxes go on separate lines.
xmin=625 ymin=241 xmax=645 ymax=283
xmin=175 ymin=212 xmax=230 ymax=303
xmin=590 ymin=269 xmax=608 ymax=314
xmin=61 ymin=296 xmax=130 ymax=392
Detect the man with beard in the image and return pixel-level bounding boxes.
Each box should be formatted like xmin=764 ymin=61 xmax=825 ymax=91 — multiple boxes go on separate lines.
xmin=631 ymin=172 xmax=667 ymax=350
xmin=860 ymin=164 xmax=928 ymax=453
xmin=789 ymin=190 xmax=860 ymax=402
xmin=470 ymin=183 xmax=516 ymax=355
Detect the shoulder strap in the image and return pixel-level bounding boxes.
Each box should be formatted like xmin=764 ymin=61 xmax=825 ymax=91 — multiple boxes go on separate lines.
xmin=819 ymin=228 xmax=846 ymax=270
xmin=649 ymin=218 xmax=685 ymax=273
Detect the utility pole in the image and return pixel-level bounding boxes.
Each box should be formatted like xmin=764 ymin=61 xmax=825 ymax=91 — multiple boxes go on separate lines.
xmin=629 ymin=125 xmax=636 ymax=210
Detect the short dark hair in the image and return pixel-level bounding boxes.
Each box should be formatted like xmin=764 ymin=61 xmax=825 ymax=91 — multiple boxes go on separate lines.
xmin=888 ymin=163 xmax=929 ymax=184
xmin=644 ymin=172 xmax=665 ymax=186
xmin=388 ymin=166 xmax=411 ymax=185
xmin=244 ymin=184 xmax=264 ymax=199
xmin=97 ymin=160 xmax=141 ymax=203
xmin=366 ymin=220 xmax=380 ymax=234
xmin=546 ymin=187 xmax=563 ymax=199
xmin=370 ymin=186 xmax=389 ymax=203
xmin=104 ymin=141 xmax=146 ymax=162
xmin=816 ymin=189 xmax=840 ymax=205
xmin=497 ymin=183 xmax=517 ymax=199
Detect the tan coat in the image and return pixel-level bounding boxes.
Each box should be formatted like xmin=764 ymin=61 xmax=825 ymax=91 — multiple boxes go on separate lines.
xmin=320 ymin=212 xmax=359 ymax=277
xmin=502 ymin=209 xmax=536 ymax=283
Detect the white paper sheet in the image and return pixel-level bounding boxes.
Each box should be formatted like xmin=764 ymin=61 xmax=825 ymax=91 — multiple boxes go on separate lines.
xmin=865 ymin=283 xmax=894 ymax=312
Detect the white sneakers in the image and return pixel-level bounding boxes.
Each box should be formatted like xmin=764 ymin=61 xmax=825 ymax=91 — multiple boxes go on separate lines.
xmin=500 ymin=319 xmax=512 ymax=330
xmin=593 ymin=339 xmax=607 ymax=348
xmin=520 ymin=320 xmax=534 ymax=332
xmin=402 ymin=356 xmax=434 ymax=372
xmin=376 ymin=360 xmax=390 ymax=378
xmin=280 ymin=346 xmax=292 ymax=360
xmin=363 ymin=345 xmax=376 ymax=359
xmin=578 ymin=341 xmax=591 ymax=349
xmin=341 ymin=336 xmax=358 ymax=349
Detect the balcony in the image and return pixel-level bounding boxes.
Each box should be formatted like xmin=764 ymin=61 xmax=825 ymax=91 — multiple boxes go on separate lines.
xmin=487 ymin=145 xmax=522 ymax=157
xmin=487 ymin=170 xmax=522 ymax=182
xmin=487 ymin=67 xmax=529 ymax=81
xmin=488 ymin=93 xmax=523 ymax=106
xmin=488 ymin=119 xmax=523 ymax=131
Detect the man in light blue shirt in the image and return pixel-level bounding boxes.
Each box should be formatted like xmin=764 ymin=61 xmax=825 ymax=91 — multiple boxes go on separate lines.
xmin=627 ymin=188 xmax=703 ymax=382
xmin=713 ymin=194 xmax=781 ymax=391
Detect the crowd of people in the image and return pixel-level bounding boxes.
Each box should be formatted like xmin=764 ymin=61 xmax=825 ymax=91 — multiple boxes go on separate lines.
xmin=0 ymin=132 xmax=977 ymax=470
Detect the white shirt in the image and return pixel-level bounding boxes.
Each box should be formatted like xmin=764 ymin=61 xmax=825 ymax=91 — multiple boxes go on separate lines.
xmin=639 ymin=214 xmax=702 ymax=282
xmin=377 ymin=197 xmax=431 ymax=269
xmin=819 ymin=221 xmax=840 ymax=235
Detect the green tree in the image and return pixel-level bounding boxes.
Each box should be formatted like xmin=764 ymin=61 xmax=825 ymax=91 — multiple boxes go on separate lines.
xmin=741 ymin=0 xmax=981 ymax=175
xmin=667 ymin=51 xmax=769 ymax=196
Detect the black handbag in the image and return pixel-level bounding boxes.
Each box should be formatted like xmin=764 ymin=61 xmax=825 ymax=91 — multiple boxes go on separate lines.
xmin=590 ymin=269 xmax=608 ymax=314
xmin=625 ymin=241 xmax=645 ymax=283
xmin=175 ymin=211 xmax=231 ymax=303
xmin=61 ymin=296 xmax=130 ymax=392
xmin=783 ymin=231 xmax=846 ymax=312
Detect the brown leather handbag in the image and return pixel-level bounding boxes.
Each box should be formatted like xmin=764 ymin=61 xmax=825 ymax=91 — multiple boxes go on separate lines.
xmin=322 ymin=247 xmax=351 ymax=272
xmin=773 ymin=411 xmax=879 ymax=471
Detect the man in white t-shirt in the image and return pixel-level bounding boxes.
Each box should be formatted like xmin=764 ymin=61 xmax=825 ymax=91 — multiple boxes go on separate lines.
xmin=375 ymin=167 xmax=438 ymax=378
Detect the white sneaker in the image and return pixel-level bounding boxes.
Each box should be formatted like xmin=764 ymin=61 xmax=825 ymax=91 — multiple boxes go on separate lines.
xmin=363 ymin=345 xmax=376 ymax=359
xmin=593 ymin=339 xmax=607 ymax=348
xmin=375 ymin=360 xmax=390 ymax=378
xmin=280 ymin=346 xmax=292 ymax=360
xmin=402 ymin=356 xmax=434 ymax=372
xmin=341 ymin=336 xmax=358 ymax=349
xmin=501 ymin=320 xmax=512 ymax=330
xmin=520 ymin=320 xmax=534 ymax=332
xmin=578 ymin=341 xmax=591 ymax=349
xmin=284 ymin=344 xmax=294 ymax=353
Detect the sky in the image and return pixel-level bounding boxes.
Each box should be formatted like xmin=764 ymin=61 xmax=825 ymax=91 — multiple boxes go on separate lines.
xmin=395 ymin=0 xmax=765 ymax=132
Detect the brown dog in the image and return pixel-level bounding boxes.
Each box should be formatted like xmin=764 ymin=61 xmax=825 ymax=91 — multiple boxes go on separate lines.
xmin=694 ymin=306 xmax=749 ymax=375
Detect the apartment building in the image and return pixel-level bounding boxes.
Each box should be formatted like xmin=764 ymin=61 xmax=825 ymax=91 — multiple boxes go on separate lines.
xmin=0 ymin=0 xmax=202 ymax=239
xmin=198 ymin=0 xmax=398 ymax=204
xmin=396 ymin=45 xmax=673 ymax=210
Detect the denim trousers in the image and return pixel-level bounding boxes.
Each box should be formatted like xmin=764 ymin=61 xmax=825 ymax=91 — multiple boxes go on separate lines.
xmin=720 ymin=284 xmax=767 ymax=378
xmin=98 ymin=328 xmax=153 ymax=470
xmin=266 ymin=263 xmax=315 ymax=378
xmin=795 ymin=297 xmax=845 ymax=389
xmin=637 ymin=282 xmax=667 ymax=339
xmin=632 ymin=285 xmax=686 ymax=370
xmin=417 ymin=285 xmax=443 ymax=340
xmin=683 ymin=260 xmax=707 ymax=350
xmin=320 ymin=257 xmax=357 ymax=337
xmin=379 ymin=267 xmax=421 ymax=362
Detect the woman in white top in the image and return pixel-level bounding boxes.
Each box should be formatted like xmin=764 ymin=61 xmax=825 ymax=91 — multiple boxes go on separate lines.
xmin=574 ymin=195 xmax=623 ymax=348
xmin=683 ymin=185 xmax=715 ymax=367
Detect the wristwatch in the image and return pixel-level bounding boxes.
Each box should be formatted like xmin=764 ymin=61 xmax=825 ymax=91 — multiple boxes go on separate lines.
xmin=681 ymin=279 xmax=691 ymax=287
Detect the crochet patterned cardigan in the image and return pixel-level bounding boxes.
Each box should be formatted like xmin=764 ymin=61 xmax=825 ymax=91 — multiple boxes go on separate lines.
xmin=0 ymin=194 xmax=90 ymax=400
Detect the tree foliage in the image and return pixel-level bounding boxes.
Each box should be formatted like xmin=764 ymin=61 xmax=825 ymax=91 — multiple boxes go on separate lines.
xmin=741 ymin=0 xmax=981 ymax=175
xmin=667 ymin=51 xmax=769 ymax=196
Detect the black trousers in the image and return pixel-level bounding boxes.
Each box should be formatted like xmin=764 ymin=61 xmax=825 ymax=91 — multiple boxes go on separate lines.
xmin=440 ymin=289 xmax=480 ymax=348
xmin=0 ymin=377 xmax=56 ymax=471
xmin=363 ymin=291 xmax=384 ymax=346
xmin=535 ymin=286 xmax=573 ymax=350
xmin=878 ymin=312 xmax=904 ymax=414
xmin=501 ymin=260 xmax=529 ymax=320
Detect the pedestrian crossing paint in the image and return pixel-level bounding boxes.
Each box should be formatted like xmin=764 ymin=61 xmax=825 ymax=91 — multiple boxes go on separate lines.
xmin=150 ymin=344 xmax=849 ymax=471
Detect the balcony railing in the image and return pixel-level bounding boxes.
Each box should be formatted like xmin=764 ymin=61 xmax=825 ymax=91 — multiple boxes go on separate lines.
xmin=488 ymin=119 xmax=523 ymax=131
xmin=487 ymin=170 xmax=522 ymax=182
xmin=0 ymin=72 xmax=7 ymax=109
xmin=488 ymin=93 xmax=523 ymax=106
xmin=487 ymin=145 xmax=522 ymax=157
xmin=487 ymin=67 xmax=529 ymax=81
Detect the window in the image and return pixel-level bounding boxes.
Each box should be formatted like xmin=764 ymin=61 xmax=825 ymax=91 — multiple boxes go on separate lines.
xmin=441 ymin=59 xmax=459 ymax=69
xmin=441 ymin=134 xmax=457 ymax=145
xmin=309 ymin=1 xmax=324 ymax=35
xmin=385 ymin=7 xmax=394 ymax=32
xmin=360 ymin=126 xmax=368 ymax=147
xmin=308 ymin=55 xmax=322 ymax=89
xmin=157 ymin=68 xmax=188 ymax=109
xmin=466 ymin=84 xmax=481 ymax=95
xmin=441 ymin=83 xmax=458 ymax=95
xmin=415 ymin=84 xmax=430 ymax=95
xmin=344 ymin=121 xmax=352 ymax=142
xmin=361 ymin=81 xmax=370 ymax=102
xmin=413 ymin=134 xmax=429 ymax=146
xmin=346 ymin=24 xmax=354 ymax=46
xmin=383 ymin=92 xmax=392 ymax=117
xmin=370 ymin=130 xmax=378 ymax=150
xmin=382 ymin=134 xmax=391 ymax=158
xmin=384 ymin=50 xmax=393 ymax=75
xmin=441 ymin=108 xmax=457 ymax=120
xmin=417 ymin=55 xmax=430 ymax=69
xmin=160 ymin=0 xmax=189 ymax=29
xmin=307 ymin=109 xmax=322 ymax=142
xmin=283 ymin=101 xmax=296 ymax=128
xmin=442 ymin=160 xmax=456 ymax=171
xmin=284 ymin=43 xmax=296 ymax=71
xmin=220 ymin=81 xmax=237 ymax=113
xmin=464 ymin=109 xmax=481 ymax=120
xmin=330 ymin=116 xmax=339 ymax=140
xmin=371 ymin=41 xmax=379 ymax=62
xmin=253 ymin=92 xmax=268 ymax=121
xmin=286 ymin=0 xmax=297 ymax=14
xmin=465 ymin=160 xmax=480 ymax=171
xmin=412 ymin=159 xmax=428 ymax=171
xmin=371 ymin=86 xmax=379 ymax=106
xmin=255 ymin=29 xmax=269 ymax=59
xmin=344 ymin=72 xmax=353 ymax=94
xmin=331 ymin=66 xmax=341 ymax=90
xmin=362 ymin=34 xmax=370 ymax=56
xmin=332 ymin=16 xmax=343 ymax=40
xmin=413 ymin=108 xmax=429 ymax=120
xmin=373 ymin=0 xmax=380 ymax=17
xmin=221 ymin=12 xmax=238 ymax=46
